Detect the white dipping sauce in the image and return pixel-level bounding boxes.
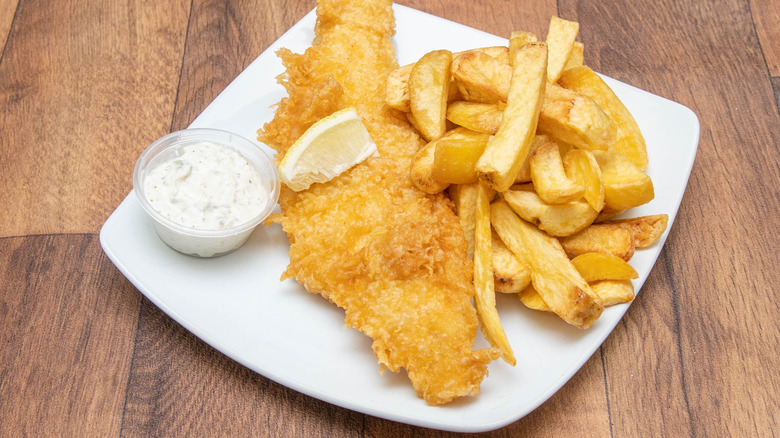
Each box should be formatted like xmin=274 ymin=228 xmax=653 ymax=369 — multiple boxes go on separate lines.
xmin=144 ymin=142 xmax=266 ymax=230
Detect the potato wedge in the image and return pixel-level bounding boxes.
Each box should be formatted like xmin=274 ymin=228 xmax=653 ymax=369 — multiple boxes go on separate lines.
xmin=385 ymin=63 xmax=414 ymax=112
xmin=409 ymin=50 xmax=453 ymax=141
xmin=476 ymin=42 xmax=547 ymax=192
xmin=491 ymin=200 xmax=603 ymax=329
xmin=592 ymin=149 xmax=654 ymax=210
xmin=518 ymin=285 xmax=551 ymax=311
xmin=503 ymin=189 xmax=598 ymax=236
xmin=492 ymin=231 xmax=532 ymax=293
xmin=410 ymin=135 xmax=450 ymax=194
xmin=563 ymin=41 xmax=584 ymax=70
xmin=538 ymin=83 xmax=616 ymax=151
xmin=563 ymin=148 xmax=605 ymax=211
xmin=590 ymin=280 xmax=635 ymax=306
xmin=530 ymin=141 xmax=586 ymax=204
xmin=509 ymin=30 xmax=538 ymax=62
xmin=451 ymin=50 xmax=512 ymax=103
xmin=453 ymin=46 xmax=511 ymax=65
xmin=446 ymin=101 xmax=503 ymax=134
xmin=571 ymin=252 xmax=639 ymax=282
xmin=595 ymin=207 xmax=624 ymax=223
xmin=559 ymin=224 xmax=636 ymax=260
xmin=474 ymin=182 xmax=515 ymax=365
xmin=558 ymin=66 xmax=648 ymax=169
xmin=600 ymin=214 xmax=669 ymax=248
xmin=432 ymin=128 xmax=491 ymax=184
xmin=545 ymin=16 xmax=580 ymax=83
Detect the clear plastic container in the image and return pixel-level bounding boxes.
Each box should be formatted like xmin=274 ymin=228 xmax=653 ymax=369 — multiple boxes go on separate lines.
xmin=133 ymin=128 xmax=280 ymax=257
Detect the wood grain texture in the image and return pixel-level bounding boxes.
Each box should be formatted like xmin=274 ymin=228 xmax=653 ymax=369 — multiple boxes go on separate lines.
xmin=750 ymin=0 xmax=780 ymax=75
xmin=0 ymin=0 xmax=190 ymax=237
xmin=1 ymin=0 xmax=779 ymax=436
xmin=0 ymin=234 xmax=141 ymax=436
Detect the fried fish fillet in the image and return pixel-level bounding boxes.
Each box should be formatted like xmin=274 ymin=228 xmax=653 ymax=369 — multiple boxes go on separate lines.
xmin=258 ymin=0 xmax=498 ymax=405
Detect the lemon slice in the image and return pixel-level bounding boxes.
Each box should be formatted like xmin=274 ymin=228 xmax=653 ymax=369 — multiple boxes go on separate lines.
xmin=278 ymin=107 xmax=377 ymax=191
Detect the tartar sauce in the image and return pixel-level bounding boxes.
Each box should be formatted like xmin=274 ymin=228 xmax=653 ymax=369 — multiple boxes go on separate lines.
xmin=144 ymin=142 xmax=266 ymax=230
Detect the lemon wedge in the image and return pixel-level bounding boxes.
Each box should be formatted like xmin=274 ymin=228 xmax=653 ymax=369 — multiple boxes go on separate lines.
xmin=278 ymin=107 xmax=377 ymax=191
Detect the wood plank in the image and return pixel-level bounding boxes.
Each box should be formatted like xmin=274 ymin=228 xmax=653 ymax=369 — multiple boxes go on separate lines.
xmin=397 ymin=0 xmax=557 ymax=40
xmin=0 ymin=0 xmax=190 ymax=237
xmin=560 ymin=0 xmax=780 ymax=435
xmin=170 ymin=0 xmax=316 ymax=130
xmin=120 ymin=299 xmax=365 ymax=437
xmin=750 ymin=0 xmax=780 ymax=75
xmin=0 ymin=234 xmax=142 ymax=435
xmin=0 ymin=0 xmax=18 ymax=54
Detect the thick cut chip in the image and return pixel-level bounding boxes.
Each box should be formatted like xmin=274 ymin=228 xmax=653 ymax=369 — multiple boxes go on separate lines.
xmin=492 ymin=231 xmax=532 ymax=293
xmin=449 ymin=183 xmax=479 ymax=259
xmin=410 ymin=136 xmax=450 ymax=194
xmin=432 ymin=128 xmax=491 ymax=184
xmin=590 ymin=280 xmax=635 ymax=306
xmin=563 ymin=41 xmax=584 ymax=70
xmin=503 ymin=189 xmax=598 ymax=237
xmin=538 ymin=83 xmax=616 ymax=151
xmin=509 ymin=31 xmax=538 ymax=62
xmin=453 ymin=46 xmax=511 ymax=65
xmin=592 ymin=149 xmax=654 ymax=210
xmin=446 ymin=101 xmax=503 ymax=134
xmin=559 ymin=224 xmax=636 ymax=260
xmin=409 ymin=50 xmax=453 ymax=141
xmin=385 ymin=63 xmax=414 ymax=112
xmin=601 ymin=214 xmax=669 ymax=248
xmin=514 ymin=134 xmax=553 ymax=183
xmin=518 ymin=285 xmax=551 ymax=311
xmin=530 ymin=141 xmax=586 ymax=204
xmin=491 ymin=200 xmax=603 ymax=329
xmin=451 ymin=51 xmax=512 ymax=103
xmin=571 ymin=252 xmax=639 ymax=282
xmin=563 ymin=148 xmax=605 ymax=211
xmin=545 ymin=16 xmax=580 ymax=83
xmin=476 ymin=42 xmax=548 ymax=192
xmin=474 ymin=182 xmax=516 ymax=365
xmin=558 ymin=66 xmax=648 ymax=169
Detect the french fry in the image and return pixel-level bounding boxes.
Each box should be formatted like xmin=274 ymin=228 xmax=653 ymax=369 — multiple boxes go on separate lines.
xmin=595 ymin=207 xmax=624 ymax=223
xmin=451 ymin=51 xmax=512 ymax=103
xmin=446 ymin=101 xmax=503 ymax=134
xmin=559 ymin=224 xmax=636 ymax=260
xmin=538 ymin=83 xmax=616 ymax=151
xmin=476 ymin=42 xmax=547 ymax=192
xmin=432 ymin=128 xmax=491 ymax=184
xmin=410 ymin=136 xmax=450 ymax=194
xmin=385 ymin=63 xmax=414 ymax=112
xmin=558 ymin=66 xmax=648 ymax=169
xmin=474 ymin=182 xmax=515 ymax=365
xmin=545 ymin=16 xmax=579 ymax=83
xmin=514 ymin=134 xmax=553 ymax=183
xmin=518 ymin=284 xmax=551 ymax=311
xmin=530 ymin=141 xmax=586 ymax=204
xmin=492 ymin=231 xmax=532 ymax=293
xmin=503 ymin=189 xmax=598 ymax=236
xmin=571 ymin=252 xmax=639 ymax=282
xmin=592 ymin=149 xmax=654 ymax=210
xmin=453 ymin=46 xmax=511 ymax=65
xmin=409 ymin=50 xmax=453 ymax=141
xmin=491 ymin=200 xmax=603 ymax=329
xmin=563 ymin=41 xmax=584 ymax=70
xmin=449 ymin=183 xmax=479 ymax=259
xmin=563 ymin=148 xmax=605 ymax=211
xmin=599 ymin=214 xmax=669 ymax=248
xmin=509 ymin=31 xmax=538 ymax=63
xmin=590 ymin=280 xmax=635 ymax=306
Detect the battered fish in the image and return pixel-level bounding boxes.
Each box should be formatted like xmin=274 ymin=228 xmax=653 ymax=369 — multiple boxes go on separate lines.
xmin=258 ymin=0 xmax=499 ymax=405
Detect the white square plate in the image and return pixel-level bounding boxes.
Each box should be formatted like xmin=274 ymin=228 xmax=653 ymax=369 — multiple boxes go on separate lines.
xmin=100 ymin=4 xmax=699 ymax=432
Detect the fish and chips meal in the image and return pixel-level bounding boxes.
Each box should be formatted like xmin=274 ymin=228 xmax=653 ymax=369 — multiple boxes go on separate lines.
xmin=258 ymin=0 xmax=667 ymax=405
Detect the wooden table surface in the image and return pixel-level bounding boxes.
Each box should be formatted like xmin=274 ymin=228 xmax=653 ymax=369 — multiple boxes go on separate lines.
xmin=1 ymin=0 xmax=778 ymax=435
